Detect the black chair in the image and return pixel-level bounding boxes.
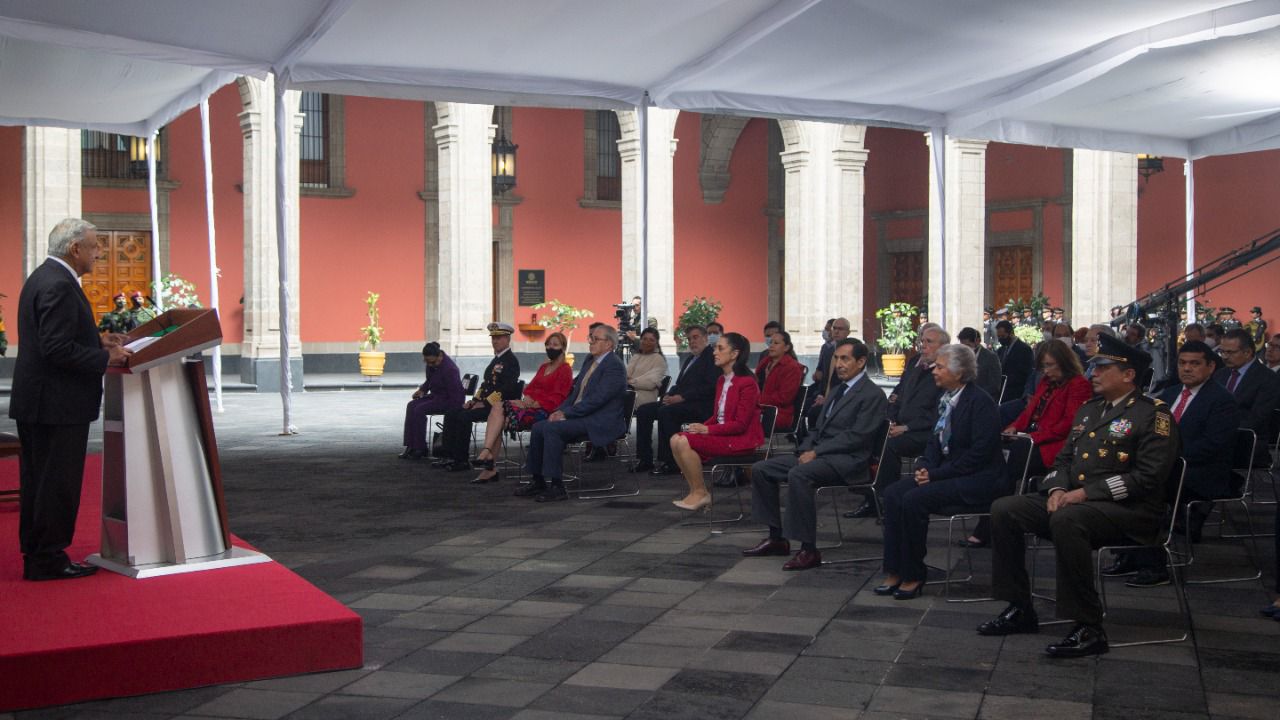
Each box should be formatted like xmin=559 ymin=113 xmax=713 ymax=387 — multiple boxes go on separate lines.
xmin=815 ymin=421 xmax=893 ymax=566
xmin=424 ymin=372 xmax=481 ymax=452
xmin=1096 ymin=457 xmax=1194 ymax=648
xmin=573 ymin=390 xmax=641 ymax=500
xmin=685 ymin=405 xmax=779 ymax=533
xmin=1183 ymin=428 xmax=1262 ymax=584
xmin=657 ymin=375 xmax=671 ymax=400
xmin=996 ymin=374 xmax=1009 ymax=404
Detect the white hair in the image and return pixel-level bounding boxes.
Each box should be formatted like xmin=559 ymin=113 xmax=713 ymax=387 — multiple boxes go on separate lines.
xmin=935 ymin=343 xmax=977 ymax=383
xmin=48 ymin=218 xmax=96 ymax=257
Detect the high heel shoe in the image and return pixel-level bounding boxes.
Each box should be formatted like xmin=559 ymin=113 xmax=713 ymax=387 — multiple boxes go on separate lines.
xmin=471 ymin=470 xmax=500 ymax=484
xmin=872 ymin=582 xmax=900 ymax=596
xmin=672 ymin=495 xmax=712 ymax=512
xmin=893 ymin=583 xmax=924 ymax=600
xmin=471 ymin=452 xmax=495 ymax=469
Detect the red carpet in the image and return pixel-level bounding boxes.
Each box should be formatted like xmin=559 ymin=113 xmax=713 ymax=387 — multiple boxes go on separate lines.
xmin=0 ymin=456 xmax=362 ymax=711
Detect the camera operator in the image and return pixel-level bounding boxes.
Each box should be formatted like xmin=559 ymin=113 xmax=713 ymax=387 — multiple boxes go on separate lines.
xmin=615 ymin=295 xmax=644 ymax=358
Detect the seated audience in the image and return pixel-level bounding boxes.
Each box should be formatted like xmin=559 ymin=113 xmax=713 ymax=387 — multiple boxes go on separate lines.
xmin=399 ymin=342 xmax=465 ymax=459
xmin=995 ymin=320 xmax=1034 ymax=403
xmin=1083 ymin=323 xmax=1117 ymax=379
xmin=804 ymin=317 xmax=852 ymax=427
xmin=1215 ymin=328 xmax=1280 ymax=469
xmin=744 ymin=338 xmax=887 ymax=570
xmin=1265 ymin=333 xmax=1280 ymax=372
xmin=626 ymin=327 xmax=668 ymax=406
xmin=755 ymin=329 xmax=804 ymax=431
xmin=1183 ymin=323 xmax=1206 ymax=345
xmin=876 ymin=344 xmax=1004 ymax=599
xmin=846 ymin=326 xmax=948 ymax=519
xmin=1206 ymin=323 xmax=1225 ymax=349
xmin=670 ymin=333 xmax=763 ymax=511
xmin=516 ymin=325 xmax=627 ymax=502
xmin=957 ymin=327 xmax=1002 ymax=401
xmin=756 ymin=320 xmax=781 ymax=365
xmin=1104 ymin=340 xmax=1239 ymax=586
xmin=631 ymin=325 xmax=718 ymax=474
xmin=1053 ymin=322 xmax=1089 ymax=368
xmin=976 ymin=334 xmax=1179 ymax=658
xmin=434 ymin=323 xmax=521 ymax=471
xmin=470 ymin=332 xmax=573 ymax=483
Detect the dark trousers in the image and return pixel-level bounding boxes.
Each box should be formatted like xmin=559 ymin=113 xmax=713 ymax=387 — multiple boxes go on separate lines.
xmin=440 ymin=404 xmax=491 ymax=462
xmin=750 ymin=454 xmax=848 ymax=546
xmin=524 ymin=418 xmax=590 ymax=482
xmin=881 ymin=477 xmax=977 ymax=582
xmin=872 ymin=430 xmax=929 ymax=494
xmin=634 ymin=400 xmax=709 ymax=465
xmin=17 ymin=421 xmax=90 ymax=572
xmin=990 ymin=494 xmax=1132 ymax=625
xmin=403 ymin=397 xmax=457 ymax=452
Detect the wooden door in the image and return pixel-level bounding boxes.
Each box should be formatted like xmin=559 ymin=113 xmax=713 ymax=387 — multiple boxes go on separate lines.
xmin=990 ymin=245 xmax=1033 ymax=308
xmin=84 ymin=230 xmax=152 ymax=320
xmin=889 ymin=251 xmax=924 ymax=306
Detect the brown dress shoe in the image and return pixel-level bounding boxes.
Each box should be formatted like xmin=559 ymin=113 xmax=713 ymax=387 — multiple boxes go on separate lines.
xmin=782 ymin=549 xmax=822 ymax=571
xmin=742 ymin=538 xmax=791 ymax=557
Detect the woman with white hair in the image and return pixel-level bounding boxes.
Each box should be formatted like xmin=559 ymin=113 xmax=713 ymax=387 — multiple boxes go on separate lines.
xmin=875 ymin=343 xmax=1005 ymax=600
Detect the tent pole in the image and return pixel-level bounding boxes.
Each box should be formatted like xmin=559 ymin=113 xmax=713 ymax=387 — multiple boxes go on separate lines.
xmin=639 ymin=94 xmax=649 ymax=332
xmin=1184 ymin=159 xmax=1195 ymax=319
xmin=200 ymin=99 xmax=223 ymax=412
xmin=147 ymin=134 xmax=161 ymax=312
xmin=274 ymin=75 xmax=295 ymax=434
xmin=930 ymin=128 xmax=947 ymax=323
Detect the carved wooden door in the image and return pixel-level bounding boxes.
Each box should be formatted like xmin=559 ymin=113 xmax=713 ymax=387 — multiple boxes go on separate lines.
xmin=889 ymin=252 xmax=924 ymax=307
xmin=990 ymin=245 xmax=1033 ymax=308
xmin=84 ymin=230 xmax=152 ymax=320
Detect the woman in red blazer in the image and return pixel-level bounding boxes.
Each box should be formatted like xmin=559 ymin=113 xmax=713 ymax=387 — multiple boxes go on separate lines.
xmin=671 ymin=332 xmax=764 ymax=510
xmin=1006 ymin=339 xmax=1092 ymax=474
xmin=755 ymin=330 xmax=804 ymax=430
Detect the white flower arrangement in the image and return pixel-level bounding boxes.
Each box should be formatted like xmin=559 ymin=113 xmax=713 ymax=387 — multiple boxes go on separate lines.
xmin=152 ymin=274 xmax=203 ymax=309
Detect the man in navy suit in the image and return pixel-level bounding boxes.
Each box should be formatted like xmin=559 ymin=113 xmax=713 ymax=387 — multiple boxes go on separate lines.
xmin=1105 ymin=341 xmax=1239 ymax=586
xmin=10 ymin=219 xmax=132 ymax=581
xmin=1215 ymin=328 xmax=1280 ymax=470
xmin=995 ymin=320 xmax=1034 ymax=402
xmin=517 ymin=324 xmax=626 ymax=502
xmin=630 ymin=325 xmax=718 ymax=474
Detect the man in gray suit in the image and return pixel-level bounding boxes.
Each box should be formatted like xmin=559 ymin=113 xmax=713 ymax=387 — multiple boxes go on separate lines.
xmin=743 ymin=337 xmax=888 ymax=570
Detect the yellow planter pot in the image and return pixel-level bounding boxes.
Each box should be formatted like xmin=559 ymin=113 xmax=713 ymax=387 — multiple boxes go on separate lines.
xmin=358 ymin=351 xmax=386 ymax=377
xmin=882 ymin=353 xmax=907 ymax=377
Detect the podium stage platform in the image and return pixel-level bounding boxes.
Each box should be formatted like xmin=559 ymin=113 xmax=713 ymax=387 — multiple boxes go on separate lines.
xmin=0 ymin=455 xmax=363 ymax=712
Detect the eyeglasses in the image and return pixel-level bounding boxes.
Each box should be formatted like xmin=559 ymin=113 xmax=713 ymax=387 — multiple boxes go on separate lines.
xmin=589 ymin=336 xmax=607 ymax=343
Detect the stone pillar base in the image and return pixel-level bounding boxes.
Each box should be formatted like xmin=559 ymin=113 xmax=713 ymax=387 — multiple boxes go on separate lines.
xmin=240 ymin=357 xmax=304 ymax=392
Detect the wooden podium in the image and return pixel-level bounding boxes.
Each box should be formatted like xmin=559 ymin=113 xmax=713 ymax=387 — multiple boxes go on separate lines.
xmin=87 ymin=308 xmax=270 ymax=578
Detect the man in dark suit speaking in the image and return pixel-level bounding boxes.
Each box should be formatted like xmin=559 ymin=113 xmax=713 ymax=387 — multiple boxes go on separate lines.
xmin=517 ymin=324 xmax=626 ymax=503
xmin=11 ymin=218 xmax=131 ymax=581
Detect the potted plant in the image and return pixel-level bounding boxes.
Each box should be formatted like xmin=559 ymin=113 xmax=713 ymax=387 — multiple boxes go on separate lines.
xmin=358 ymin=291 xmax=385 ymax=377
xmin=532 ymin=298 xmax=593 ymax=365
xmin=152 ymin=273 xmax=204 ymax=310
xmin=675 ymin=296 xmax=723 ymax=350
xmin=876 ymin=301 xmax=918 ymax=377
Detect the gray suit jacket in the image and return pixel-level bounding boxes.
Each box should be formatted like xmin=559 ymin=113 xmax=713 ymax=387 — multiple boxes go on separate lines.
xmin=975 ymin=346 xmax=1003 ymax=401
xmin=801 ymin=374 xmax=889 ymax=481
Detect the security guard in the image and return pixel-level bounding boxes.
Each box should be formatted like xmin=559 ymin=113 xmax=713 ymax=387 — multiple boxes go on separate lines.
xmin=1247 ymin=306 xmax=1268 ymax=352
xmin=98 ymin=293 xmax=133 ymax=334
xmin=976 ymin=333 xmax=1180 ymax=658
xmin=433 ymin=322 xmax=522 ymax=471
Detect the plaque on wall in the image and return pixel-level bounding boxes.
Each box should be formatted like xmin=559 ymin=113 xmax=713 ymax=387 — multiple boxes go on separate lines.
xmin=518 ymin=269 xmax=545 ymax=306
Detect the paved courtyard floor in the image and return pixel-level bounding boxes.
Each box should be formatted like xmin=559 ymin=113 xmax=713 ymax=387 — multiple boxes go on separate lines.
xmin=1 ymin=388 xmax=1278 ymax=720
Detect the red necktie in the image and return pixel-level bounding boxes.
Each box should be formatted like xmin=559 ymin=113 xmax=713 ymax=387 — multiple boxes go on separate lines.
xmin=1172 ymin=387 xmax=1191 ymax=422
xmin=1226 ymin=369 xmax=1241 ymax=394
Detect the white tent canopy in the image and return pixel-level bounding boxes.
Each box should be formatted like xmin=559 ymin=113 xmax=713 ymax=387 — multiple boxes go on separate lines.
xmin=3 ymin=0 xmax=1280 ymax=159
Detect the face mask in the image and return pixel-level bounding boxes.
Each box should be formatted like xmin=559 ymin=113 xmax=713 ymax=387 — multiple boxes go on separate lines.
xmin=546 ymin=347 xmax=563 ymax=360
xmin=1206 ymin=337 xmax=1217 ymax=348
xmin=998 ymin=334 xmax=1011 ymax=346
xmin=821 ymin=329 xmax=831 ymax=343
xmin=706 ymin=333 xmax=720 ymax=346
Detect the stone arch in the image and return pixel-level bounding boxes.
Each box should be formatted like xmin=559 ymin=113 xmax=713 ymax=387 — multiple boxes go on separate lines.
xmin=777 ymin=118 xmax=805 ymax=150
xmin=698 ymin=114 xmax=750 ymax=203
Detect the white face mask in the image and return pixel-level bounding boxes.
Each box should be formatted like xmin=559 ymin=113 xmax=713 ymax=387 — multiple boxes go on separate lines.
xmin=706 ymin=333 xmax=720 ymax=346
xmin=1206 ymin=337 xmax=1218 ymax=348
xmin=821 ymin=329 xmax=831 ymax=343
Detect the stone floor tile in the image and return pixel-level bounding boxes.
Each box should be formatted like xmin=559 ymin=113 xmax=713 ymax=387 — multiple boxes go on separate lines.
xmin=425 ymin=596 xmax=512 ymax=614
xmin=510 ymin=711 xmax=619 ymax=720
xmin=392 ymin=700 xmax=516 ymax=720
xmin=238 ymin=669 xmax=372 ymax=695
xmin=626 ymin=625 xmax=728 ymax=648
xmin=882 ymin=663 xmax=991 ymax=692
xmin=690 ymin=649 xmax=798 ymax=677
xmin=526 ymin=685 xmax=653 ymax=717
xmin=744 ymin=700 xmax=858 ymax=720
xmin=280 ymin=695 xmax=417 ymax=720
xmin=428 ymin=678 xmax=555 ymax=708
xmin=597 ymin=642 xmax=697 ymax=669
xmin=660 ymin=669 xmax=772 ymax=703
xmin=576 ymin=603 xmax=668 ymax=625
xmin=1206 ymin=691 xmax=1280 ymax=720
xmin=346 ymin=565 xmax=430 ymax=581
xmin=336 ymin=670 xmax=459 ymax=700
xmin=186 ymin=689 xmax=319 ymax=720
xmin=385 ymin=649 xmax=501 ymax=676
xmin=625 ymin=690 xmax=754 ymax=720
xmin=599 ymin=590 xmax=687 ymax=609
xmin=428 ymin=632 xmax=528 ymax=654
xmin=552 ymin=574 xmax=634 ymax=589
xmin=494 ymin=600 xmax=584 ymax=618
xmin=626 ymin=578 xmax=706 ymax=595
xmin=763 ymin=674 xmax=876 ymax=710
xmin=348 ymin=593 xmax=434 ymax=611
xmin=713 ymin=630 xmax=813 ymax=654
xmin=383 ymin=611 xmax=481 ymax=632
xmin=978 ymin=694 xmax=1091 ymax=720
xmin=866 ymin=685 xmax=983 ymax=718
xmin=470 ymin=656 xmax=587 ymax=684
xmin=564 ymin=662 xmax=679 ymax=691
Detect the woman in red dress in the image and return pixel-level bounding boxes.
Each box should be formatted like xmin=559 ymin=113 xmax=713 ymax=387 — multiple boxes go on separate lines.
xmin=670 ymin=332 xmax=764 ymax=510
xmin=472 ymin=332 xmax=573 ymax=483
xmin=755 ymin=329 xmax=804 ymax=431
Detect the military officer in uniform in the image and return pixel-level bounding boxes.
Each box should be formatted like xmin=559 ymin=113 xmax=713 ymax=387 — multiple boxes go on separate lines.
xmin=975 ymin=334 xmax=1180 ymax=657
xmin=1217 ymin=307 xmax=1241 ymax=331
xmin=434 ymin=322 xmax=522 ymax=471
xmin=97 ymin=293 xmax=133 ymax=334
xmin=1247 ymin=306 xmax=1268 ymax=352
xmin=127 ymin=291 xmax=157 ymax=327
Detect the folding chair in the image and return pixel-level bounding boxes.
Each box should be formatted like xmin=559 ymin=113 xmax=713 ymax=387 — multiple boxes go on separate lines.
xmin=925 ymin=434 xmax=1035 ymax=602
xmin=573 ymin=390 xmax=641 ymax=500
xmin=1096 ymin=457 xmax=1195 ymax=648
xmin=1183 ymin=428 xmax=1262 ymax=584
xmin=424 ymin=372 xmax=479 ymax=452
xmin=996 ymin=374 xmax=1009 ymax=404
xmin=656 ymin=375 xmax=671 ymax=400
xmin=473 ymin=379 xmax=525 ymax=463
xmin=684 ymin=405 xmax=779 ymax=533
xmin=817 ymin=420 xmax=891 ymax=564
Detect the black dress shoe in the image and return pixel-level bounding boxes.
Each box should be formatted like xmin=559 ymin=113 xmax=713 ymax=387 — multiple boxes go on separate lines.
xmin=1260 ymin=604 xmax=1280 ymax=618
xmin=782 ymin=549 xmax=822 ymax=571
xmin=1100 ymin=553 xmax=1139 ymax=577
xmin=1125 ymin=568 xmax=1170 ymax=588
xmin=534 ymin=485 xmax=569 ymax=502
xmin=470 ymin=472 xmax=500 ymax=484
xmin=977 ymin=603 xmax=1039 ymax=636
xmin=873 ymin=582 xmax=900 ymax=596
xmin=650 ymin=463 xmax=679 ymax=476
xmin=629 ymin=461 xmax=654 ymax=473
xmin=430 ymin=457 xmax=453 ymax=468
xmin=398 ymin=448 xmax=422 ymax=460
xmin=514 ymin=482 xmax=547 ymax=497
xmin=582 ymin=447 xmax=609 ymax=463
xmin=26 ymin=562 xmax=99 ymax=582
xmin=742 ymin=538 xmax=791 ymax=557
xmin=842 ymin=501 xmax=878 ymax=520
xmin=445 ymin=460 xmax=472 ymax=472
xmin=893 ymin=583 xmax=924 ymax=600
xmin=1045 ymin=623 xmax=1109 ymax=658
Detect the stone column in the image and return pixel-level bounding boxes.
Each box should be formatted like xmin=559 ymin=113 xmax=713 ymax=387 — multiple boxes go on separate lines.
xmin=237 ymin=75 xmax=303 ymax=391
xmin=1071 ymin=150 xmax=1137 ymax=325
xmin=23 ymin=128 xmax=82 ymax=275
xmin=434 ymin=102 xmax=495 ymax=358
xmin=777 ymin=120 xmax=868 ymax=356
xmin=927 ymin=134 xmax=988 ymax=335
xmin=618 ymin=108 xmax=679 ymax=336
